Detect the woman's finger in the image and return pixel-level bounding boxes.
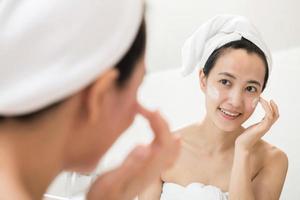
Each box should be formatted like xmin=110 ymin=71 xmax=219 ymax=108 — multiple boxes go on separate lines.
xmin=259 ymin=97 xmax=274 ymax=124
xmin=118 ymin=145 xmax=151 ymax=177
xmin=137 ymin=103 xmax=181 ymax=168
xmin=137 ymin=103 xmax=171 ymax=144
xmin=270 ymin=100 xmax=280 ymax=121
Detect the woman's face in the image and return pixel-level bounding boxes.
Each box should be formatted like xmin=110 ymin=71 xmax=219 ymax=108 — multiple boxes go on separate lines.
xmin=107 ymin=56 xmax=146 ymax=136
xmin=78 ymin=56 xmax=146 ymax=171
xmin=201 ymin=49 xmax=266 ymax=132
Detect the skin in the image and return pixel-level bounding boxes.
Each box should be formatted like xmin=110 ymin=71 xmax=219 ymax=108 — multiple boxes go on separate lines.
xmin=0 ymin=55 xmax=181 ymax=200
xmin=139 ymin=49 xmax=288 ymax=200
xmin=207 ymin=84 xmax=220 ymax=100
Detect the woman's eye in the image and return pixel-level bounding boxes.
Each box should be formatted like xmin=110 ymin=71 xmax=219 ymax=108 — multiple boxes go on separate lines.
xmin=219 ymin=79 xmax=230 ymax=86
xmin=246 ymin=86 xmax=257 ymax=93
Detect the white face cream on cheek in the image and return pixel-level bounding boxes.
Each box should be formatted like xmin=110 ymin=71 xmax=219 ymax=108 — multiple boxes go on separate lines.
xmin=252 ymin=97 xmax=260 ymax=109
xmin=207 ymin=84 xmax=220 ymax=100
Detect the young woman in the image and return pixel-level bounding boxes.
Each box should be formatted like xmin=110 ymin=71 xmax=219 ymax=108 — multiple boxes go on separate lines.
xmin=0 ymin=1 xmax=180 ymax=200
xmin=139 ymin=15 xmax=288 ymax=200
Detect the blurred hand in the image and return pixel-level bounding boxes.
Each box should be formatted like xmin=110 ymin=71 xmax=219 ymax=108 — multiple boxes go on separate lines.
xmin=235 ymin=97 xmax=279 ymax=152
xmin=87 ymin=104 xmax=181 ymax=200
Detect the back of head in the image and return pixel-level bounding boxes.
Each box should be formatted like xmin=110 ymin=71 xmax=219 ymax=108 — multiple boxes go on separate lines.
xmin=0 ymin=0 xmax=144 ymax=118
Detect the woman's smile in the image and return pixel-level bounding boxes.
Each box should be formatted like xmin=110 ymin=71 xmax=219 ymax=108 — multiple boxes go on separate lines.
xmin=218 ymin=107 xmax=242 ymax=120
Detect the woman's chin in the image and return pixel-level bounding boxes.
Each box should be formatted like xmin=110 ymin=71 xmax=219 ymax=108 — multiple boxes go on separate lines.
xmin=214 ymin=119 xmax=242 ymax=133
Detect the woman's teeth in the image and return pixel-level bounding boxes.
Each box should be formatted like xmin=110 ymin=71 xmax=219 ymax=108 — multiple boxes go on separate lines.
xmin=219 ymin=108 xmax=240 ymax=117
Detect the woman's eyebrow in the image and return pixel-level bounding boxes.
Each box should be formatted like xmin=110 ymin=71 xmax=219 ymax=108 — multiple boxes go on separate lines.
xmin=218 ymin=72 xmax=236 ymax=79
xmin=247 ymin=80 xmax=261 ymax=87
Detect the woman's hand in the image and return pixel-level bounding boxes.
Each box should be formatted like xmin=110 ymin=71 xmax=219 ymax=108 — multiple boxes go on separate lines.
xmin=87 ymin=104 xmax=181 ymax=200
xmin=235 ymin=97 xmax=279 ymax=153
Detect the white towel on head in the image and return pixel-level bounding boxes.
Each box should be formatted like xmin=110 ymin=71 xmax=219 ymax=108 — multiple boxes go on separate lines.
xmin=0 ymin=0 xmax=143 ymax=116
xmin=181 ymin=14 xmax=272 ymax=76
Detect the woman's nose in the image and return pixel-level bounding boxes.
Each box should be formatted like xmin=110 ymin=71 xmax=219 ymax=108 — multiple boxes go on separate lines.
xmin=228 ymin=89 xmax=243 ymax=108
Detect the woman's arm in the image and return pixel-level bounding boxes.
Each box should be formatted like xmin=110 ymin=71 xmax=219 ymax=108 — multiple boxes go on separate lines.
xmin=229 ymin=150 xmax=255 ymax=200
xmin=229 ymin=98 xmax=287 ymax=200
xmin=138 ymin=178 xmax=163 ymax=200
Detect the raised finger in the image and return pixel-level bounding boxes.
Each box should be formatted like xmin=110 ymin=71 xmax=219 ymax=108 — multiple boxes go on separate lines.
xmin=270 ymin=100 xmax=280 ymax=121
xmin=112 ymin=145 xmax=151 ymax=187
xmin=137 ymin=103 xmax=171 ymax=144
xmin=259 ymin=97 xmax=274 ymax=123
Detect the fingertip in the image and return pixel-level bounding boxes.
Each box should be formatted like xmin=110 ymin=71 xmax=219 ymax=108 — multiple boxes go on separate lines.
xmin=136 ymin=103 xmax=146 ymax=114
xmin=259 ymin=96 xmax=267 ymax=103
xmin=259 ymin=97 xmax=271 ymax=108
xmin=135 ymin=101 xmax=142 ymax=110
xmin=270 ymin=100 xmax=279 ymax=110
xmin=137 ymin=104 xmax=152 ymax=119
xmin=152 ymin=110 xmax=168 ymax=126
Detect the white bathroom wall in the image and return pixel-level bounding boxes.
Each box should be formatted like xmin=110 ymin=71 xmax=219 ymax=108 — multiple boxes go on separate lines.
xmin=145 ymin=0 xmax=300 ymax=72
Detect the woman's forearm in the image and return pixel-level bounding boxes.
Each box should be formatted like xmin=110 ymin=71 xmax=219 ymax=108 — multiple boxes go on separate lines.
xmin=228 ymin=149 xmax=255 ymax=200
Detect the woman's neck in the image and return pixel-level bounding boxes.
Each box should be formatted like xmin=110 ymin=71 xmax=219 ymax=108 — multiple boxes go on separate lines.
xmin=187 ymin=116 xmax=244 ymax=154
xmin=0 ymin=119 xmax=67 ymax=200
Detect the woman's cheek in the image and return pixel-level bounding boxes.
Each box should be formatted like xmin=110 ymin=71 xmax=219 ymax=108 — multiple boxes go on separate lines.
xmin=245 ymin=97 xmax=259 ymax=114
xmin=207 ymin=84 xmax=220 ymax=101
xmin=252 ymin=97 xmax=260 ymax=109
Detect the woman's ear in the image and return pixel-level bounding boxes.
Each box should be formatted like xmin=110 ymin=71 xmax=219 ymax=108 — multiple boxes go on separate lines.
xmin=83 ymin=68 xmax=119 ymax=123
xmin=199 ymin=68 xmax=207 ymax=92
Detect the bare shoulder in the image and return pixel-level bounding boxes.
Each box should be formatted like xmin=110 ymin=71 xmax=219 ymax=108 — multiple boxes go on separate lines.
xmin=251 ymin=140 xmax=288 ymax=199
xmin=256 ymin=140 xmax=288 ymax=169
xmin=172 ymin=123 xmax=199 ymax=139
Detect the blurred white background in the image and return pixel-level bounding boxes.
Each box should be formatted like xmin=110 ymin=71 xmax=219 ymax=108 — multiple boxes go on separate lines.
xmin=46 ymin=1 xmax=300 ymax=199
xmin=145 ymin=0 xmax=300 ymax=72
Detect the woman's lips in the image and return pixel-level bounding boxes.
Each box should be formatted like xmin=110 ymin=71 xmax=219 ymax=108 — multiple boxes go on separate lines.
xmin=218 ymin=107 xmax=241 ymax=120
